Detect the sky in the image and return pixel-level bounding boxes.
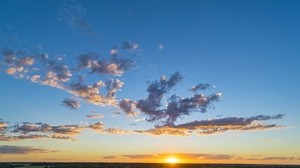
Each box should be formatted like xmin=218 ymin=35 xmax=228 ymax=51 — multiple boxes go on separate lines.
xmin=0 ymin=0 xmax=300 ymax=164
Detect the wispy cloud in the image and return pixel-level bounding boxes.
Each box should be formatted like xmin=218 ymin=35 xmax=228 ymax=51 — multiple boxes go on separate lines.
xmin=62 ymin=98 xmax=81 ymax=110
xmin=58 ymin=0 xmax=96 ymax=35
xmin=86 ymin=114 xmax=104 ymax=119
xmin=0 ymin=145 xmax=55 ymax=154
xmin=122 ymin=40 xmax=140 ymax=50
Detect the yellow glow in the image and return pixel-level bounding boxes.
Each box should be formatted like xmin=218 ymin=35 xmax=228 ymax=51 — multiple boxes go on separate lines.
xmin=166 ymin=157 xmax=178 ymax=163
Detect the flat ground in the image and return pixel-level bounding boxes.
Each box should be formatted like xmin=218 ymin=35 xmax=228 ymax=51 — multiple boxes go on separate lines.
xmin=0 ymin=163 xmax=299 ymax=168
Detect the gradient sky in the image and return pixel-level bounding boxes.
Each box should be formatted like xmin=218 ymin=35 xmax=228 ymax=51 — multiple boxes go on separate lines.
xmin=0 ymin=0 xmax=300 ymax=164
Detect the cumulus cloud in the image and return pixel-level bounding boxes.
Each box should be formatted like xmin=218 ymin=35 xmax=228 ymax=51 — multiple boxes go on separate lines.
xmin=77 ymin=52 xmax=135 ymax=76
xmin=120 ymin=72 xmax=222 ymax=126
xmin=61 ymin=98 xmax=81 ymax=110
xmin=0 ymin=145 xmax=55 ymax=154
xmin=136 ymin=72 xmax=183 ymax=122
xmin=59 ymin=0 xmax=96 ymax=35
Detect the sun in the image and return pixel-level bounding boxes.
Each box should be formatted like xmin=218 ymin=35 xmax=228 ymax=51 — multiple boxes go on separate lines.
xmin=166 ymin=157 xmax=178 ymax=163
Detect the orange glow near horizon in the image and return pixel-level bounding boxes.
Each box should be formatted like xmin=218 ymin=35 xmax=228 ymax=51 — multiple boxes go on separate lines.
xmin=166 ymin=157 xmax=179 ymax=163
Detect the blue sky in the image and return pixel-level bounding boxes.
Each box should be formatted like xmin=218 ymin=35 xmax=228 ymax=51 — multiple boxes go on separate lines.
xmin=0 ymin=0 xmax=300 ymax=163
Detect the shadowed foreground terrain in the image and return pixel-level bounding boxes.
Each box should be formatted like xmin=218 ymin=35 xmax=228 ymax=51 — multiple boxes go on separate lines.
xmin=0 ymin=163 xmax=300 ymax=168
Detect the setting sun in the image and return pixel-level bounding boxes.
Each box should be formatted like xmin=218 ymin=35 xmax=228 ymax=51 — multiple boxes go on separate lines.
xmin=166 ymin=157 xmax=178 ymax=163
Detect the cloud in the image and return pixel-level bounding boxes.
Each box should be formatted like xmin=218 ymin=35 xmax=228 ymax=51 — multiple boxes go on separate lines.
xmin=119 ymin=99 xmax=138 ymax=116
xmin=0 ymin=134 xmax=48 ymax=141
xmin=123 ymin=154 xmax=156 ymax=159
xmin=61 ymin=98 xmax=81 ymax=110
xmin=2 ymin=48 xmax=35 ymax=79
xmin=122 ymin=40 xmax=139 ymax=50
xmin=0 ymin=145 xmax=55 ymax=154
xmin=158 ymin=44 xmax=164 ymax=51
xmin=77 ymin=52 xmax=135 ymax=76
xmin=0 ymin=121 xmax=104 ymax=141
xmin=0 ymin=122 xmax=8 ymax=132
xmin=121 ymin=72 xmax=222 ymax=126
xmin=190 ymin=83 xmax=213 ymax=92
xmin=59 ymin=0 xmax=96 ymax=35
xmin=135 ymin=114 xmax=284 ymax=136
xmin=104 ymin=128 xmax=132 ymax=135
xmin=136 ymin=72 xmax=183 ymax=122
xmin=106 ymin=78 xmax=124 ymax=98
xmin=88 ymin=122 xmax=104 ymax=131
xmin=67 ymin=80 xmax=115 ymax=106
xmin=86 ymin=114 xmax=104 ymax=119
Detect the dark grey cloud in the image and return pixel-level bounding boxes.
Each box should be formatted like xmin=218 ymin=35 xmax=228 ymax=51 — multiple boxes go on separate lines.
xmin=123 ymin=72 xmax=222 ymax=126
xmin=61 ymin=98 xmax=80 ymax=110
xmin=119 ymin=99 xmax=138 ymax=116
xmin=0 ymin=145 xmax=54 ymax=154
xmin=59 ymin=0 xmax=96 ymax=35
xmin=136 ymin=72 xmax=183 ymax=123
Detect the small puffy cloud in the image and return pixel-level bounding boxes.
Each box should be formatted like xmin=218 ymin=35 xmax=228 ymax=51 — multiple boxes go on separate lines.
xmin=158 ymin=44 xmax=164 ymax=51
xmin=0 ymin=122 xmax=8 ymax=132
xmin=30 ymin=75 xmax=41 ymax=83
xmin=62 ymin=98 xmax=81 ymax=110
xmin=17 ymin=57 xmax=34 ymax=66
xmin=122 ymin=40 xmax=139 ymax=50
xmin=68 ymin=81 xmax=116 ymax=106
xmin=106 ymin=78 xmax=124 ymax=98
xmin=190 ymin=83 xmax=213 ymax=92
xmin=86 ymin=114 xmax=104 ymax=119
xmin=0 ymin=145 xmax=55 ymax=154
xmin=104 ymin=128 xmax=132 ymax=135
xmin=88 ymin=122 xmax=104 ymax=131
xmin=51 ymin=124 xmax=84 ymax=135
